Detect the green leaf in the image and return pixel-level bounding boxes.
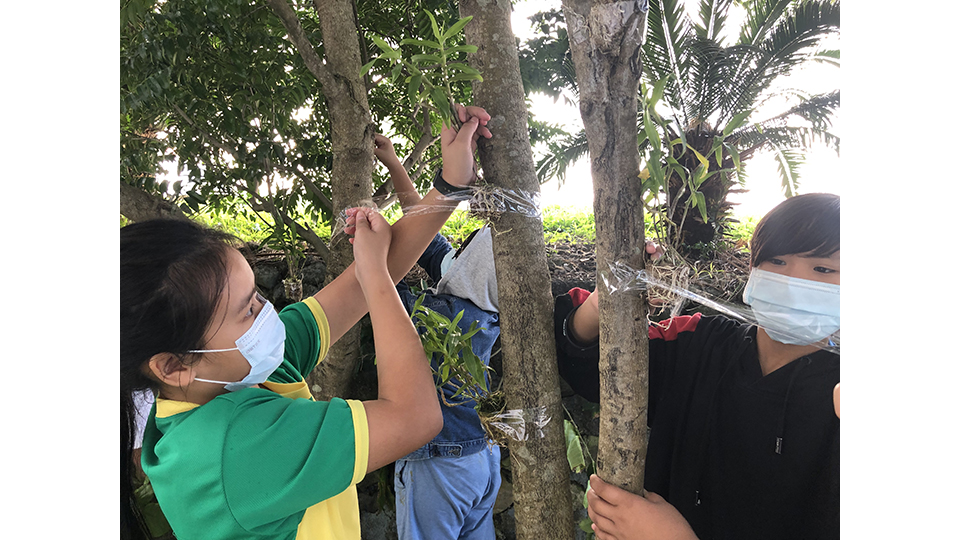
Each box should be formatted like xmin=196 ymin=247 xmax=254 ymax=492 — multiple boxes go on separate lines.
xmin=442 ymin=16 xmax=473 ymax=41
xmin=400 ymin=38 xmax=441 ymax=49
xmin=424 ymin=11 xmax=442 ymax=42
xmin=642 ymin=113 xmax=662 ymax=150
xmin=430 ymin=87 xmax=452 ymax=124
xmin=411 ymin=54 xmax=444 ymax=64
xmin=450 ymin=73 xmax=483 ymax=83
xmin=564 ymin=420 xmax=586 ymax=473
xmin=650 ymin=74 xmax=671 ymax=106
xmin=446 ymin=62 xmax=480 ymax=75
xmin=407 ymin=74 xmax=423 ymax=102
xmin=723 ymin=109 xmax=752 ymax=138
xmin=371 ymin=36 xmax=396 ymax=55
xmin=360 ymin=59 xmax=378 ymax=77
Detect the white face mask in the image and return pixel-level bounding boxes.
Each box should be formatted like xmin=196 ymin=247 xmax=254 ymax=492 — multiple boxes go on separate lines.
xmin=191 ymin=295 xmax=286 ymax=391
xmin=742 ymin=268 xmax=840 ymax=346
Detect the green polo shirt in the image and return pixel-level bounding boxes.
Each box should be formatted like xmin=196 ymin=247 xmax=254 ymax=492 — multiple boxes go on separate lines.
xmin=141 ymin=297 xmax=370 ymax=540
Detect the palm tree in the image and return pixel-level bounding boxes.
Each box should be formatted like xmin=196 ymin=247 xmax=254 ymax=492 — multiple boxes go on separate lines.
xmin=534 ymin=0 xmax=840 ymax=254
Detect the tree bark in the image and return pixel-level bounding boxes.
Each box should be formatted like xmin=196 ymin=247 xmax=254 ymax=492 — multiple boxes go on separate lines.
xmin=266 ymin=0 xmax=377 ymax=400
xmin=120 ymin=181 xmax=188 ymax=223
xmin=459 ymin=1 xmax=575 ymax=538
xmin=560 ymin=0 xmax=649 ymax=493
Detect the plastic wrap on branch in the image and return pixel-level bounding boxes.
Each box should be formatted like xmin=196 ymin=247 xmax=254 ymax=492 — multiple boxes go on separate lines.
xmin=481 ymin=406 xmax=550 ymax=446
xmin=331 ymin=186 xmax=541 ymax=237
xmin=600 ymin=260 xmax=840 ymax=355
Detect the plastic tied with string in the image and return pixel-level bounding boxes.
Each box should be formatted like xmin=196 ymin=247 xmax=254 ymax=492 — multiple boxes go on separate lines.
xmin=331 ymin=185 xmax=542 ymax=237
xmin=600 ymin=260 xmax=840 ymax=355
xmin=482 ymin=405 xmax=550 ymax=446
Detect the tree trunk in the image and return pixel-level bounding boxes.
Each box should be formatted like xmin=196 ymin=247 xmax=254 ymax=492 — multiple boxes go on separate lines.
xmin=120 ymin=181 xmax=188 ymax=223
xmin=459 ymin=1 xmax=575 ymax=538
xmin=560 ymin=0 xmax=649 ymax=493
xmin=267 ymin=0 xmax=376 ymax=400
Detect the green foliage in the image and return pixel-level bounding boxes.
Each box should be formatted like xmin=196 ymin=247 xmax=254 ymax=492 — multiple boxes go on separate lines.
xmin=361 ymin=11 xmax=481 ymax=130
xmin=410 ymin=294 xmax=493 ymax=407
xmin=521 ymin=0 xmax=840 ymax=254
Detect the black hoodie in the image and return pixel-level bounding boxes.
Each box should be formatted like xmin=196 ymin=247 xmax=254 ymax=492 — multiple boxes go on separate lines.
xmin=555 ymin=291 xmax=840 ymax=540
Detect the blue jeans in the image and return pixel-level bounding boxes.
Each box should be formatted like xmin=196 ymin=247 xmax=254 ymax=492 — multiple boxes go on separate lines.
xmin=394 ymin=445 xmax=502 ymax=540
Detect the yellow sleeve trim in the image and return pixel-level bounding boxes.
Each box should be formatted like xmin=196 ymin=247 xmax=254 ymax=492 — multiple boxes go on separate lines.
xmin=345 ymin=399 xmax=369 ymax=485
xmin=303 ymin=296 xmax=331 ymax=368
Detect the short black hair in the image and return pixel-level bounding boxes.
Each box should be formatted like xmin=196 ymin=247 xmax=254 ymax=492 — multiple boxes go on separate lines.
xmin=750 ymin=193 xmax=840 ymax=267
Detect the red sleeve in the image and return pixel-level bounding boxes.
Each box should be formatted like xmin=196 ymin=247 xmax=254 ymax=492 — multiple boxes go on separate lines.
xmin=568 ymin=287 xmax=592 ymax=308
xmin=648 ymin=313 xmax=702 ymax=341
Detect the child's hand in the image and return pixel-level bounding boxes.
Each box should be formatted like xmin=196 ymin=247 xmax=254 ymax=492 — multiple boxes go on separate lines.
xmin=646 ymin=240 xmax=664 ymax=262
xmin=347 ymin=207 xmax=393 ymax=289
xmin=587 ymin=474 xmax=698 ymax=540
xmin=440 ymin=104 xmax=493 ymax=187
xmin=374 ymin=133 xmax=401 ymax=168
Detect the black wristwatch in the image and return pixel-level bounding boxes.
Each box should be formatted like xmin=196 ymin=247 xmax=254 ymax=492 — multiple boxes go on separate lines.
xmin=432 ymin=167 xmax=473 ymax=198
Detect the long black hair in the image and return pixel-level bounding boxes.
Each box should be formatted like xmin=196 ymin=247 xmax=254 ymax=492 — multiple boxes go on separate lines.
xmin=750 ymin=193 xmax=840 ymax=267
xmin=120 ymin=219 xmax=239 ymax=539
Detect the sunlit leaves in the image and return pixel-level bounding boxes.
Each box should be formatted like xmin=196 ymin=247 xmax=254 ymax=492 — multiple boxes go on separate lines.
xmin=360 ymin=11 xmax=481 ymax=129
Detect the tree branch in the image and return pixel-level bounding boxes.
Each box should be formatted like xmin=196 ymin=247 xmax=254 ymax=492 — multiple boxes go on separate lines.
xmin=248 ymin=189 xmax=333 ymax=261
xmin=264 ymin=0 xmax=338 ymax=92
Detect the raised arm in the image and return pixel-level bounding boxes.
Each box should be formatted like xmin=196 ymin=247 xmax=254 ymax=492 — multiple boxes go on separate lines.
xmin=316 ymin=105 xmax=492 ymax=345
xmin=374 ymin=133 xmax=423 ymax=210
xmin=346 ymin=208 xmax=443 ymax=473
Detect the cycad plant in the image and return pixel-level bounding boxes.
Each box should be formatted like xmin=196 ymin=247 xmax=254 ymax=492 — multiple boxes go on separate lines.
xmin=535 ymin=0 xmax=840 ymax=254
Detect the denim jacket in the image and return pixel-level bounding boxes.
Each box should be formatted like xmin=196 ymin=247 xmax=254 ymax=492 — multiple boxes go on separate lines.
xmin=396 ymin=233 xmax=500 ymax=460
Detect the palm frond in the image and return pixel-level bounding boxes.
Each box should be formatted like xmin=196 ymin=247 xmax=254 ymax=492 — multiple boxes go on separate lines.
xmin=763 ymin=90 xmax=840 ymax=131
xmin=735 ymin=124 xmax=839 ymax=156
xmin=738 ymin=0 xmax=793 ymax=47
xmin=719 ymin=0 xmax=839 ymax=126
xmin=643 ymin=0 xmax=695 ymax=124
xmin=771 ymin=145 xmax=805 ymax=197
xmin=535 ymin=129 xmax=589 ymax=185
xmin=695 ymin=0 xmax=735 ymax=42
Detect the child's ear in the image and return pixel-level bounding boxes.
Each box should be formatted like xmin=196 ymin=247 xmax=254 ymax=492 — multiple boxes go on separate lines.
xmin=147 ymin=352 xmax=193 ymax=388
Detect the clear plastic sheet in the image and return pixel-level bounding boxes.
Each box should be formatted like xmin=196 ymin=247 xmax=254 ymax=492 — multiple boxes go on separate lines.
xmin=482 ymin=405 xmax=550 ymax=444
xmin=600 ymin=260 xmax=840 ymax=355
xmin=331 ymin=185 xmax=542 ymax=237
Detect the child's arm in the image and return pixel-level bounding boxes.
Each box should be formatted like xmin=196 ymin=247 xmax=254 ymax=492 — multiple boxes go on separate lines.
xmin=349 ymin=207 xmax=443 ymax=471
xmin=374 ymin=133 xmax=423 ymax=209
xmin=316 ymin=105 xmax=492 ymax=345
xmin=566 ymin=241 xmax=664 ymax=344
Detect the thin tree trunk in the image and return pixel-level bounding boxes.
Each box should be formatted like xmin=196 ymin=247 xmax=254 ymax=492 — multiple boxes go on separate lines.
xmin=560 ymin=0 xmax=649 ymax=493
xmin=459 ymin=1 xmax=575 ymax=538
xmin=266 ymin=0 xmax=376 ymax=400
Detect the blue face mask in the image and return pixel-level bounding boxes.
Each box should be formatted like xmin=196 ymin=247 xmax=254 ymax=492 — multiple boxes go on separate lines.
xmin=190 ymin=295 xmax=286 ymax=391
xmin=742 ymin=268 xmax=840 ymax=346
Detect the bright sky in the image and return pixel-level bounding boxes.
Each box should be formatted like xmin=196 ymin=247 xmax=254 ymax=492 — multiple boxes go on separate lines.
xmin=511 ymin=0 xmax=841 ymax=219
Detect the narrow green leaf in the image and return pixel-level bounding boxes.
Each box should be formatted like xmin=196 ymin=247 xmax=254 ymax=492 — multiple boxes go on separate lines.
xmin=723 ymin=109 xmax=752 ymax=138
xmin=424 ymin=11 xmax=442 ymax=42
xmin=446 ymin=62 xmax=479 ymax=75
xmin=564 ymin=420 xmax=586 ymax=473
xmin=412 ymin=54 xmax=444 ymax=64
xmin=371 ymin=36 xmax=396 ymax=55
xmin=442 ymin=16 xmax=473 ymax=41
xmin=400 ymin=38 xmax=441 ymax=49
xmin=407 ymin=74 xmax=423 ymax=102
